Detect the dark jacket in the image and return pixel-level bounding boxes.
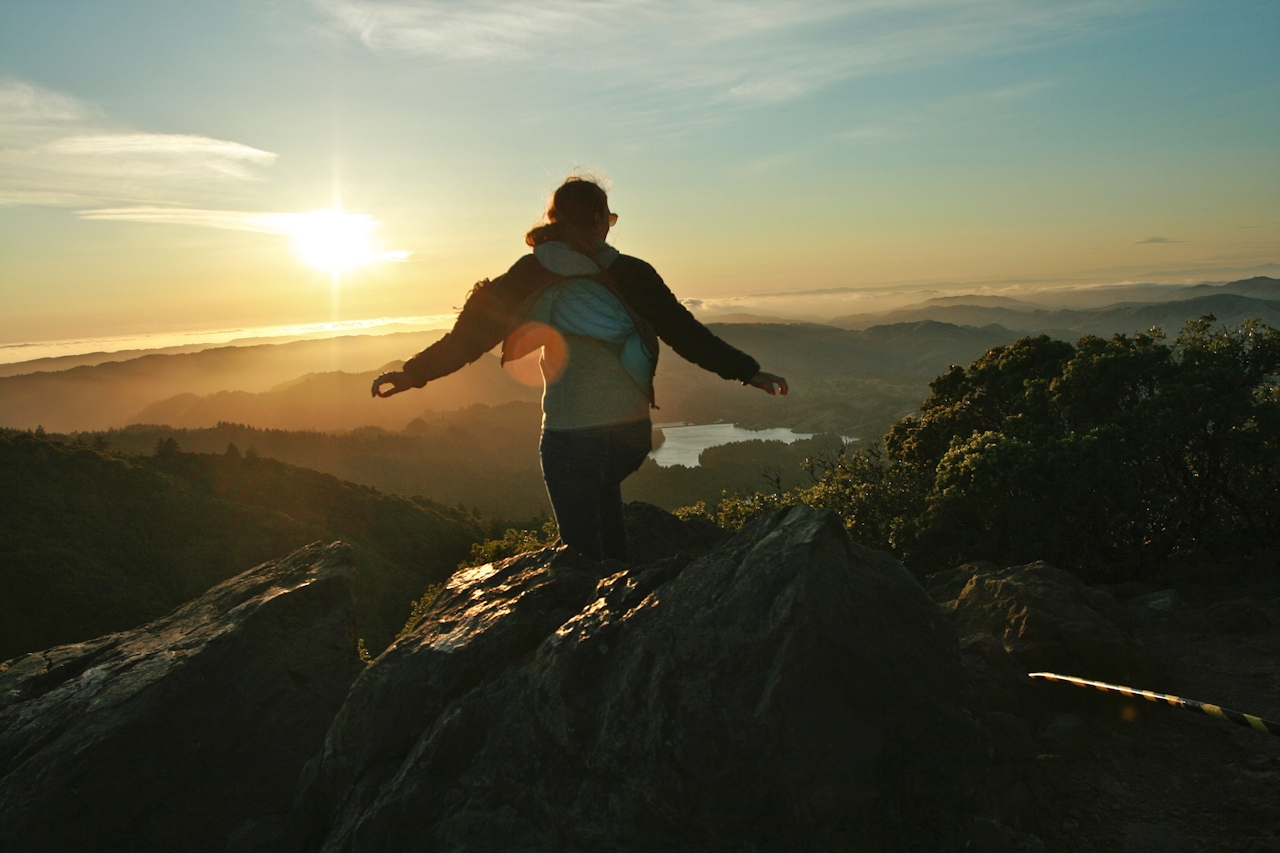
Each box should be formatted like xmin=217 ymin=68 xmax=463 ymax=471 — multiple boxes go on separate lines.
xmin=401 ymin=253 xmax=761 ymax=404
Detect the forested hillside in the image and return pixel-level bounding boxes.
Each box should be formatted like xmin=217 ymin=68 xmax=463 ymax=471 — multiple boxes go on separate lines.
xmin=650 ymin=320 xmax=1019 ymax=436
xmin=78 ymin=403 xmax=846 ymax=519
xmin=686 ymin=316 xmax=1280 ymax=576
xmin=0 ymin=430 xmax=485 ymax=661
xmin=95 ymin=403 xmax=553 ymax=519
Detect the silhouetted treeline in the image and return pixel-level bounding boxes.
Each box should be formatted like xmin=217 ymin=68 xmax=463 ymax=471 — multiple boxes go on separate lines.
xmin=84 ymin=403 xmax=551 ymax=519
xmin=0 ymin=430 xmax=486 ymax=661
xmin=77 ymin=403 xmax=848 ymax=519
xmin=685 ymin=316 xmax=1280 ymax=575
xmin=625 ymin=433 xmax=847 ymax=509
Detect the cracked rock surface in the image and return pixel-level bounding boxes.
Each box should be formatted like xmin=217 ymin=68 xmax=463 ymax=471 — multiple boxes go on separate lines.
xmin=300 ymin=505 xmax=986 ymax=853
xmin=0 ymin=541 xmax=364 ymax=853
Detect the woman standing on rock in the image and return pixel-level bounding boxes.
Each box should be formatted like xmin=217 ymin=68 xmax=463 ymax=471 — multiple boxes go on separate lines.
xmin=372 ymin=176 xmax=787 ymax=562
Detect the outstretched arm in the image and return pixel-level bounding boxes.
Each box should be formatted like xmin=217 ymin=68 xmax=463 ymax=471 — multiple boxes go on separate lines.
xmin=616 ymin=258 xmax=787 ymax=396
xmin=371 ymin=258 xmax=551 ymax=400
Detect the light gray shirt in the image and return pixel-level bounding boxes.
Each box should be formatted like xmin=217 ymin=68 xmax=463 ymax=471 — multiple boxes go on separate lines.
xmin=531 ymin=241 xmax=651 ymax=431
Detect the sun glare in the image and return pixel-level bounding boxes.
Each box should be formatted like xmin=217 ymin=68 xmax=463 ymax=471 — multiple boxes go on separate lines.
xmin=287 ymin=207 xmax=407 ymax=276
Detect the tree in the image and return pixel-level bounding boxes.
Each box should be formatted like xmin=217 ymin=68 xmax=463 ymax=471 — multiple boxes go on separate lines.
xmin=686 ymin=316 xmax=1280 ymax=575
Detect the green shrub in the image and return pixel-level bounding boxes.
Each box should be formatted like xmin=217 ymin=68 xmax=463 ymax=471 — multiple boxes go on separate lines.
xmin=395 ymin=583 xmax=443 ymax=641
xmin=462 ymin=518 xmax=559 ymax=568
xmin=681 ymin=316 xmax=1280 ymax=574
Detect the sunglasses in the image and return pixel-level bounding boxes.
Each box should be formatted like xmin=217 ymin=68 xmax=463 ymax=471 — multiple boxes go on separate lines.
xmin=607 ymin=212 xmax=618 ymax=226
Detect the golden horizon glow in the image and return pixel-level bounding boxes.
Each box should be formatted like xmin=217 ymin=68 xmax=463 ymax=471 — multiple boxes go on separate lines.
xmin=1 ymin=3 xmax=1276 ymax=346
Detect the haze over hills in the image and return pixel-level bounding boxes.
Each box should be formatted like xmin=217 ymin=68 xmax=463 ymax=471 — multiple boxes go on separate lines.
xmin=829 ymin=277 xmax=1280 ymax=337
xmin=3 ymin=276 xmax=1277 ymax=517
xmin=96 ymin=404 xmax=554 ymax=521
xmin=131 ymin=354 xmax=540 ymax=433
xmin=1 ymin=320 xmax=1018 ymax=437
xmin=0 ymin=330 xmax=471 ymax=433
xmin=686 ymin=266 xmax=1280 ymax=321
xmin=654 ymin=321 xmax=1020 ymax=437
xmin=83 ymin=404 xmax=847 ymax=520
xmin=8 ymin=281 xmax=1270 ymax=443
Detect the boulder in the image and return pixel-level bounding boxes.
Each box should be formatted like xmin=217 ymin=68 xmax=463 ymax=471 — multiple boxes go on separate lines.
xmin=959 ymin=633 xmax=1037 ymax=717
xmin=300 ymin=505 xmax=988 ymax=852
xmin=1204 ymin=598 xmax=1276 ymax=634
xmin=622 ymin=500 xmax=729 ymax=565
xmin=0 ymin=542 xmax=364 ymax=853
xmin=928 ymin=561 xmax=1158 ymax=684
xmin=1127 ymin=589 xmax=1185 ymax=626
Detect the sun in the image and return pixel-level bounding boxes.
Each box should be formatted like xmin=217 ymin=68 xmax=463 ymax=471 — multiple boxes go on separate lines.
xmin=287 ymin=207 xmax=404 ymax=276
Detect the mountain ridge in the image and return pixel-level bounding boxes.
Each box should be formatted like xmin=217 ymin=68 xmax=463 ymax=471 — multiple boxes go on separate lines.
xmin=830 ymin=278 xmax=1280 ymax=336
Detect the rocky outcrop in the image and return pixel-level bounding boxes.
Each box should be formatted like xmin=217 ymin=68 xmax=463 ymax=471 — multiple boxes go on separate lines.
xmin=0 ymin=508 xmax=996 ymax=852
xmin=0 ymin=542 xmax=364 ymax=853
xmin=300 ymin=505 xmax=988 ymax=852
xmin=928 ymin=560 xmax=1159 ymax=684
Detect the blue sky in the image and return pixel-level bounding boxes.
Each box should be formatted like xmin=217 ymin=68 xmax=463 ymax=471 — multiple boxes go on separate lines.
xmin=1 ymin=0 xmax=1277 ymax=346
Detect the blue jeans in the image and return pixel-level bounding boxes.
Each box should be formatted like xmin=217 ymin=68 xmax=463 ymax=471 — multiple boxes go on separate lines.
xmin=540 ymin=419 xmax=652 ymax=562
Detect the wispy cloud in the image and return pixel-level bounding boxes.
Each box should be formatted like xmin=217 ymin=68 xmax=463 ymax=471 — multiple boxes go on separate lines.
xmin=0 ymin=78 xmax=93 ymax=144
xmin=77 ymin=207 xmax=296 ymax=232
xmin=838 ymin=77 xmax=1056 ymax=143
xmin=316 ymin=0 xmax=1146 ymax=106
xmin=78 ymin=206 xmax=411 ymax=266
xmin=1135 ymin=236 xmax=1186 ymax=244
xmin=319 ymin=0 xmax=588 ymax=60
xmin=46 ymin=134 xmax=275 ymax=176
xmin=0 ymin=79 xmax=276 ymax=207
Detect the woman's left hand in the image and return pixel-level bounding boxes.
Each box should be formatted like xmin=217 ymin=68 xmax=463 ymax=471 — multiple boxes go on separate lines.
xmin=748 ymin=371 xmax=789 ymax=396
xmin=371 ymin=371 xmax=415 ymax=398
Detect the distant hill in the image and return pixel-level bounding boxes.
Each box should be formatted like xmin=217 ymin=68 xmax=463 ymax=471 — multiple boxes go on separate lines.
xmin=650 ymin=321 xmax=1021 ymax=439
xmin=1 ymin=318 xmax=1019 ymax=439
xmin=918 ymin=295 xmax=1038 ymax=310
xmin=0 ymin=341 xmax=221 ymax=378
xmin=0 ymin=324 xmax=454 ymax=378
xmin=1172 ymin=276 xmax=1280 ymax=302
xmin=86 ymin=407 xmax=847 ymax=522
xmin=0 ymin=331 xmax=541 ymax=432
xmin=99 ymin=403 xmax=552 ymax=520
xmin=829 ymin=278 xmax=1280 ymax=338
xmin=693 ymin=312 xmax=804 ymax=324
xmin=831 ymin=304 xmax=1063 ymax=333
xmin=1066 ymin=293 xmax=1280 ymax=337
xmin=0 ymin=328 xmax=448 ymax=381
xmin=131 ymin=353 xmax=539 ymax=432
xmin=0 ymin=429 xmax=485 ymax=661
xmin=697 ymin=321 xmax=1018 ymax=381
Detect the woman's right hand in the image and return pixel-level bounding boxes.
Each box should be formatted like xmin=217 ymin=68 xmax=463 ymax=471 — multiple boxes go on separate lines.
xmin=371 ymin=371 xmax=415 ymax=398
xmin=749 ymin=371 xmax=789 ymax=396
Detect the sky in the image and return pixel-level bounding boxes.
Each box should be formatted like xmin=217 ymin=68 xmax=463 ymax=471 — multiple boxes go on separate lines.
xmin=1 ymin=0 xmax=1277 ymax=351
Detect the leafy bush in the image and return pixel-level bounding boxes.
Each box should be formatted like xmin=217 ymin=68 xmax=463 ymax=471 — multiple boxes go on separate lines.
xmin=684 ymin=316 xmax=1280 ymax=574
xmin=462 ymin=518 xmax=559 ymax=567
xmin=396 ymin=583 xmax=443 ymax=642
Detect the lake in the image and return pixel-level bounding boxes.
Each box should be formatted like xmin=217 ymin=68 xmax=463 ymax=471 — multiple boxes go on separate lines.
xmin=649 ymin=422 xmax=817 ymax=468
